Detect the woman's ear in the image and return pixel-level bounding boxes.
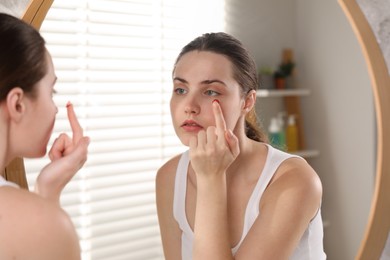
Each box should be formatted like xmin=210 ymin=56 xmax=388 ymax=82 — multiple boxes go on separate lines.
xmin=242 ymin=90 xmax=256 ymax=113
xmin=6 ymin=87 xmax=26 ymax=122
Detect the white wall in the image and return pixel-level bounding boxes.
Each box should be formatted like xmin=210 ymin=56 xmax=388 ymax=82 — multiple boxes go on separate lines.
xmin=296 ymin=0 xmax=375 ymax=259
xmin=225 ymin=0 xmax=297 ymax=69
xmin=226 ymin=0 xmax=375 ymax=259
xmin=225 ymin=0 xmax=298 ymax=133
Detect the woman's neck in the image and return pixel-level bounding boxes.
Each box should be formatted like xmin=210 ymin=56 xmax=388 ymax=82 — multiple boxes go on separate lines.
xmin=230 ymin=115 xmax=267 ymax=168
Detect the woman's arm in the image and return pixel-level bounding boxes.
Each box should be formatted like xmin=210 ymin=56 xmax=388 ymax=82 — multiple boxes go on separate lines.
xmin=0 ymin=187 xmax=81 ymax=260
xmin=156 ymin=157 xmax=182 ymax=260
xmin=189 ymin=101 xmax=239 ymax=259
xmin=193 ymin=166 xmax=233 ymax=260
xmin=235 ymin=158 xmax=323 ymax=259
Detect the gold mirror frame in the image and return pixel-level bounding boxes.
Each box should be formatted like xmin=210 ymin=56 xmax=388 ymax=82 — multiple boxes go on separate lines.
xmin=23 ymin=0 xmax=54 ymax=30
xmin=339 ymin=0 xmax=390 ymax=259
xmin=1 ymin=0 xmax=54 ymax=189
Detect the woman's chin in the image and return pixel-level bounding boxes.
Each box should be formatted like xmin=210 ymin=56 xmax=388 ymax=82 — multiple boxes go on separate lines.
xmin=178 ymin=137 xmax=190 ymax=147
xmin=27 ymin=147 xmax=47 ymax=159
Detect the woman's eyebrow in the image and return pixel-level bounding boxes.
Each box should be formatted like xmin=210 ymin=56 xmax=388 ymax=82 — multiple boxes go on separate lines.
xmin=173 ymin=77 xmax=188 ymax=84
xmin=173 ymin=77 xmax=227 ymax=87
xmin=201 ymin=79 xmax=227 ymax=86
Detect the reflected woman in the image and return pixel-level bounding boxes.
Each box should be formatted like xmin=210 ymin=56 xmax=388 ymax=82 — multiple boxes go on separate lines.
xmin=156 ymin=32 xmax=326 ymax=259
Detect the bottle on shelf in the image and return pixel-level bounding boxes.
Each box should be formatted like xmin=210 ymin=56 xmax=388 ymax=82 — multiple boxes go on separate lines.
xmin=286 ymin=114 xmax=299 ymax=152
xmin=276 ymin=112 xmax=286 ymax=151
xmin=268 ymin=117 xmax=284 ymax=150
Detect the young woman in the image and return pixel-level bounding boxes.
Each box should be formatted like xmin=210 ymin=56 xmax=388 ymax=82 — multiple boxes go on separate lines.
xmin=0 ymin=13 xmax=89 ymax=259
xmin=156 ymin=32 xmax=326 ymax=259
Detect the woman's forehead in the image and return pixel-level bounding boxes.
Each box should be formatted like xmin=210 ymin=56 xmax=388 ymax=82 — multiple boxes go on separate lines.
xmin=174 ymin=51 xmax=234 ymax=78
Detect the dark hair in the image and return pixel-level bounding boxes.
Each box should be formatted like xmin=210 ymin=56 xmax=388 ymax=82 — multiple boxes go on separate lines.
xmin=174 ymin=32 xmax=268 ymax=142
xmin=0 ymin=13 xmax=47 ymax=101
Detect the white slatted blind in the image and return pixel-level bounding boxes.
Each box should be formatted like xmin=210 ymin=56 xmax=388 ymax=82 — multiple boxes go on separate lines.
xmin=24 ymin=0 xmax=224 ymax=259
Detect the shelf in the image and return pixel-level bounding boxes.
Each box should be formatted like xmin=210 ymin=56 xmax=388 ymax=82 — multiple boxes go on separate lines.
xmin=290 ymin=149 xmax=320 ymax=158
xmin=257 ymin=89 xmax=310 ymax=97
xmin=257 ymin=88 xmax=317 ymax=159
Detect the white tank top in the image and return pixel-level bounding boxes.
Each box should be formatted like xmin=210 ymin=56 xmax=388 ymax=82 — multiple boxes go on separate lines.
xmin=0 ymin=175 xmax=19 ymax=188
xmin=173 ymin=144 xmax=326 ymax=259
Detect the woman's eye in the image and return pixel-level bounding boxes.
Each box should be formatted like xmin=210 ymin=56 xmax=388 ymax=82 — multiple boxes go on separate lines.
xmin=205 ymin=90 xmax=219 ymax=96
xmin=174 ymin=88 xmax=187 ymax=95
xmin=51 ymin=89 xmax=57 ymax=97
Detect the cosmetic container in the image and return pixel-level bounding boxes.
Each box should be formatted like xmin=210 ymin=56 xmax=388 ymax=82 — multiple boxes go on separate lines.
xmin=268 ymin=117 xmax=283 ymax=149
xmin=286 ymin=114 xmax=299 ymax=152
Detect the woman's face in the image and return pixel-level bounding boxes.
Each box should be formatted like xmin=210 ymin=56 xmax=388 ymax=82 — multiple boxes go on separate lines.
xmin=20 ymin=51 xmax=58 ymax=158
xmin=170 ymin=50 xmax=245 ymax=146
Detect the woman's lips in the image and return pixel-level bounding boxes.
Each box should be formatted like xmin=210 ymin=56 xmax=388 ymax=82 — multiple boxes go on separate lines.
xmin=181 ymin=120 xmax=203 ymax=132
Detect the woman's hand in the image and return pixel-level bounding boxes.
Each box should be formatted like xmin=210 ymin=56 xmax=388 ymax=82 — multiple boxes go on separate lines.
xmin=191 ymin=100 xmax=239 ymax=260
xmin=35 ymin=102 xmax=90 ymax=204
xmin=189 ymin=100 xmax=240 ymax=178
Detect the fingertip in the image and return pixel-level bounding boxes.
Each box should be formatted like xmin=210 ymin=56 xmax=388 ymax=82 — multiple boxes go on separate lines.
xmin=212 ymin=99 xmax=221 ymax=109
xmin=66 ymin=101 xmax=75 ymax=117
xmin=66 ymin=101 xmax=83 ymax=137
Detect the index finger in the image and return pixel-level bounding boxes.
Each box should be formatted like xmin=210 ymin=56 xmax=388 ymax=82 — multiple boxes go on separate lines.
xmin=66 ymin=101 xmax=83 ymax=142
xmin=212 ymin=99 xmax=227 ymax=134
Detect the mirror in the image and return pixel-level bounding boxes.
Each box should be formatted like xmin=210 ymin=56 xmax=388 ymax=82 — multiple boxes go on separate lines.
xmin=339 ymin=0 xmax=390 ymax=259
xmin=2 ymin=0 xmax=389 ymax=259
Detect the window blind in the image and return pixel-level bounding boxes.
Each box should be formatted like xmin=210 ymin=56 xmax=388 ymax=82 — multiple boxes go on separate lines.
xmin=24 ymin=0 xmax=225 ymax=259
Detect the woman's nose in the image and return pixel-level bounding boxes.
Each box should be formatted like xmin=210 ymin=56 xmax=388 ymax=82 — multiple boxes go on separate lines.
xmin=184 ymin=97 xmax=200 ymax=114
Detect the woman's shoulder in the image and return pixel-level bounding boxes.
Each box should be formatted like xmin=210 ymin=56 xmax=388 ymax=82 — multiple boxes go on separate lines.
xmin=156 ymin=152 xmax=183 ymax=184
xmin=275 ymin=155 xmax=322 ymax=192
xmin=259 ymin=157 xmax=323 ymax=228
xmin=155 ymin=153 xmax=184 ymax=214
xmin=265 ymin=153 xmax=323 ymax=209
xmin=0 ymin=187 xmax=80 ymax=259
